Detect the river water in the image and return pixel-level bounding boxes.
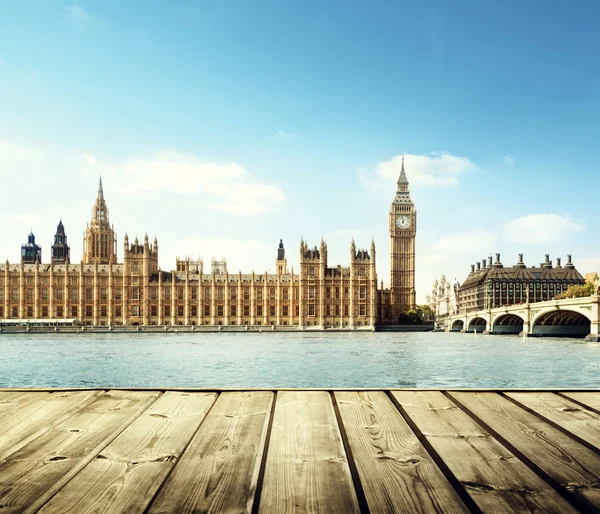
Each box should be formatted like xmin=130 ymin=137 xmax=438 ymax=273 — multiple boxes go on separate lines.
xmin=0 ymin=332 xmax=598 ymax=389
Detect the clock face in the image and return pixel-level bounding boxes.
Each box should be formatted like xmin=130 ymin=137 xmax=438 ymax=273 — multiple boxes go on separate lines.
xmin=396 ymin=215 xmax=410 ymax=229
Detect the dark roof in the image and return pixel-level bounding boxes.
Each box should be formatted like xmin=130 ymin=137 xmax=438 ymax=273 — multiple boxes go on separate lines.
xmin=460 ymin=265 xmax=584 ymax=290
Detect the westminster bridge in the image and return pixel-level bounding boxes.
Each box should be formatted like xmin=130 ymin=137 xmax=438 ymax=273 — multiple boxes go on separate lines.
xmin=445 ymin=294 xmax=600 ymax=342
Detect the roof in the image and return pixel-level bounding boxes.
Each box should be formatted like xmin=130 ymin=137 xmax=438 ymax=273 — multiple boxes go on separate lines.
xmin=459 ymin=265 xmax=585 ymax=290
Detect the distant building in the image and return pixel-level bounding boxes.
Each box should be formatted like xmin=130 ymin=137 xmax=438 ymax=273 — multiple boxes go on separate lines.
xmin=83 ymin=178 xmax=117 ymax=264
xmin=51 ymin=220 xmax=70 ymax=264
xmin=426 ymin=275 xmax=459 ymax=328
xmin=457 ymin=253 xmax=585 ymax=313
xmin=21 ymin=231 xmax=42 ymax=264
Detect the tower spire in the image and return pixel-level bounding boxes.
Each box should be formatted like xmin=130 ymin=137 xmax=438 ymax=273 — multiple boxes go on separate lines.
xmin=98 ymin=176 xmax=104 ymax=200
xmin=397 ymin=156 xmax=408 ymax=186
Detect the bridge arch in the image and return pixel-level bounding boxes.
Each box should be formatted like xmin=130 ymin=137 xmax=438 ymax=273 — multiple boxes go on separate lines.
xmin=531 ymin=309 xmax=591 ymax=338
xmin=451 ymin=319 xmax=464 ymax=332
xmin=492 ymin=314 xmax=524 ymax=335
xmin=467 ymin=317 xmax=487 ymax=333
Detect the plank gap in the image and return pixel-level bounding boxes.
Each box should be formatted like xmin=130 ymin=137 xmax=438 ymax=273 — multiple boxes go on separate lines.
xmin=444 ymin=392 xmax=600 ymax=514
xmin=330 ymin=392 xmax=371 ymax=514
xmin=557 ymin=392 xmax=600 ymax=416
xmin=386 ymin=391 xmax=484 ymax=514
xmin=500 ymin=393 xmax=600 ymax=456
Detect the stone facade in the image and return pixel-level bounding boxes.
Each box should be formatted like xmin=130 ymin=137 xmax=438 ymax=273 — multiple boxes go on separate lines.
xmin=1 ymin=167 xmax=416 ymax=327
xmin=457 ymin=253 xmax=585 ymax=314
xmin=426 ymin=275 xmax=459 ymax=328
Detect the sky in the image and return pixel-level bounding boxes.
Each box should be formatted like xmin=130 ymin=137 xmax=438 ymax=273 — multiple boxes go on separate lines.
xmin=1 ymin=0 xmax=599 ymax=302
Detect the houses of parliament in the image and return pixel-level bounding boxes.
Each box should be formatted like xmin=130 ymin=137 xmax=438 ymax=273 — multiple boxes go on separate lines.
xmin=0 ymin=163 xmax=417 ymax=328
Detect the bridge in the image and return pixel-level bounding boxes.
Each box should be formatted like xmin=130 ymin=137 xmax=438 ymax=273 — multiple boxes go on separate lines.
xmin=445 ymin=294 xmax=600 ymax=341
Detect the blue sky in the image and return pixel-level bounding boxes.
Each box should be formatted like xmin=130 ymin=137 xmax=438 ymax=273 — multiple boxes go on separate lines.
xmin=1 ymin=0 xmax=599 ymax=301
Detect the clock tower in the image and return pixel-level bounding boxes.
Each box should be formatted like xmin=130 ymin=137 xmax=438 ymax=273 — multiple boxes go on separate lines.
xmin=389 ymin=157 xmax=416 ymax=319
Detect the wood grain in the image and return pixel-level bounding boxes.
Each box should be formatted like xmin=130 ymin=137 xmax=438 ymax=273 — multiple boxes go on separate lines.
xmin=450 ymin=391 xmax=600 ymax=509
xmin=562 ymin=392 xmax=600 ymax=413
xmin=0 ymin=391 xmax=103 ymax=461
xmin=259 ymin=391 xmax=360 ymax=514
xmin=392 ymin=391 xmax=577 ymax=513
xmin=335 ymin=391 xmax=468 ymax=513
xmin=505 ymin=392 xmax=600 ymax=450
xmin=0 ymin=390 xmax=159 ymax=514
xmin=38 ymin=391 xmax=217 ymax=514
xmin=148 ymin=391 xmax=274 ymax=514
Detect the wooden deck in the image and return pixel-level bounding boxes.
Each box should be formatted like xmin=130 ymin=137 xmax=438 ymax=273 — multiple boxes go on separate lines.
xmin=0 ymin=389 xmax=599 ymax=513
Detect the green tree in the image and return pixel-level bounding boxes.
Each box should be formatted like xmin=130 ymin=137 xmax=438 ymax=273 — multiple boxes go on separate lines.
xmin=556 ymin=282 xmax=596 ymax=299
xmin=399 ymin=309 xmax=422 ymax=324
xmin=418 ymin=304 xmax=434 ymax=322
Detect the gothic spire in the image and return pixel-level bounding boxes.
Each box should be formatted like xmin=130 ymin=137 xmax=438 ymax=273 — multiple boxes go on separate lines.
xmin=397 ymin=156 xmax=408 ymax=186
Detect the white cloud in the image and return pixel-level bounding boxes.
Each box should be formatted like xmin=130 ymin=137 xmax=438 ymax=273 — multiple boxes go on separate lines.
xmin=68 ymin=5 xmax=93 ymax=21
xmin=12 ymin=213 xmax=40 ymax=225
xmin=81 ymin=151 xmax=285 ymax=215
xmin=362 ymin=152 xmax=478 ymax=190
xmin=504 ymin=214 xmax=585 ymax=244
xmin=503 ymin=155 xmax=515 ymax=167
xmin=0 ymin=140 xmax=45 ymax=169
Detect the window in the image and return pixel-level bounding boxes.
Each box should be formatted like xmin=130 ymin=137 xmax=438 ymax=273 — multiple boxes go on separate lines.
xmin=326 ymin=287 xmax=331 ymax=299
xmin=231 ymin=305 xmax=237 ymax=317
xmin=335 ymin=305 xmax=340 ymax=316
xmin=100 ymin=288 xmax=107 ymax=300
xmin=257 ymin=305 xmax=263 ymax=317
xmin=72 ymin=306 xmax=78 ymax=317
xmin=57 ymin=306 xmax=63 ymax=317
xmin=86 ymin=306 xmax=93 ymax=317
xmin=42 ymin=288 xmax=48 ymax=300
xmin=12 ymin=289 xmax=18 ymax=301
xmin=151 ymin=287 xmax=157 ymax=300
xmin=0 ymin=306 xmax=3 ymax=318
xmin=0 ymin=289 xmax=4 ymax=301
xmin=204 ymin=305 xmax=210 ymax=317
xmin=257 ymin=289 xmax=263 ymax=300
xmin=359 ymin=304 xmax=366 ymax=316
xmin=100 ymin=306 xmax=107 ymax=317
xmin=270 ymin=305 xmax=276 ymax=317
xmin=217 ymin=305 xmax=223 ymax=317
xmin=308 ymin=286 xmax=315 ymax=300
xmin=283 ymin=305 xmax=289 ymax=317
xmin=326 ymin=305 xmax=331 ymax=316
xmin=178 ymin=287 xmax=184 ymax=300
xmin=165 ymin=305 xmax=171 ymax=317
xmin=132 ymin=287 xmax=140 ymax=300
xmin=244 ymin=287 xmax=250 ymax=300
xmin=204 ymin=288 xmax=211 ymax=301
xmin=151 ymin=305 xmax=157 ymax=317
xmin=335 ymin=287 xmax=340 ymax=300
xmin=217 ymin=287 xmax=224 ymax=301
xmin=86 ymin=288 xmax=93 ymax=301
xmin=270 ymin=287 xmax=276 ymax=300
xmin=191 ymin=287 xmax=197 ymax=300
xmin=308 ymin=304 xmax=315 ymax=316
xmin=296 ymin=305 xmax=300 ymax=316
xmin=12 ymin=306 xmax=18 ymax=317
xmin=191 ymin=305 xmax=197 ymax=317
xmin=133 ymin=262 xmax=139 ymax=273
xmin=115 ymin=288 xmax=122 ymax=300
xmin=231 ymin=288 xmax=236 ymax=300
xmin=178 ymin=305 xmax=184 ymax=317
xmin=27 ymin=306 xmax=33 ymax=317
xmin=42 ymin=306 xmax=48 ymax=317
xmin=165 ymin=288 xmax=171 ymax=300
xmin=283 ymin=288 xmax=289 ymax=300
xmin=26 ymin=289 xmax=33 ymax=300
xmin=115 ymin=306 xmax=122 ymax=317
xmin=359 ymin=287 xmax=367 ymax=300
xmin=244 ymin=305 xmax=250 ymax=316
xmin=344 ymin=305 xmax=349 ymax=316
xmin=132 ymin=305 xmax=140 ymax=317
xmin=309 ymin=267 xmax=315 ymax=277
xmin=56 ymin=288 xmax=63 ymax=300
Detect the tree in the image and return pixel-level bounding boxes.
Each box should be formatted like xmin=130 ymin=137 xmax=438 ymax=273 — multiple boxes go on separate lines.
xmin=418 ymin=304 xmax=434 ymax=322
xmin=556 ymin=282 xmax=596 ymax=300
xmin=399 ymin=309 xmax=422 ymax=324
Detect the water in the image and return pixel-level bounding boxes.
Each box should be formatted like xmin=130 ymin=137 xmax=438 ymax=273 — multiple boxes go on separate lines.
xmin=0 ymin=332 xmax=598 ymax=389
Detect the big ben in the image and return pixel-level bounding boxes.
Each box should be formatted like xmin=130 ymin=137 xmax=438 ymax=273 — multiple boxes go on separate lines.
xmin=389 ymin=157 xmax=416 ymax=318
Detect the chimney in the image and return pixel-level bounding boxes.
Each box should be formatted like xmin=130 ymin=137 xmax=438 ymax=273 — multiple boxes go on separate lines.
xmin=556 ymin=257 xmax=562 ymax=268
xmin=519 ymin=253 xmax=524 ymax=264
xmin=477 ymin=262 xmax=481 ymax=271
xmin=515 ymin=253 xmax=526 ymax=268
xmin=488 ymin=256 xmax=493 ymax=267
xmin=481 ymin=259 xmax=486 ymax=269
xmin=471 ymin=264 xmax=475 ymax=273
xmin=565 ymin=254 xmax=575 ymax=269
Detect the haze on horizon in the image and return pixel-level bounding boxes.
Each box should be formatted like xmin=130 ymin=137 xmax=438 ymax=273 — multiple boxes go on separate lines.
xmin=1 ymin=1 xmax=599 ymax=302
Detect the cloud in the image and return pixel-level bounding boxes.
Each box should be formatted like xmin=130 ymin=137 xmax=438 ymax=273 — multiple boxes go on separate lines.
xmin=503 ymin=155 xmax=515 ymax=167
xmin=276 ymin=130 xmax=298 ymax=139
xmin=360 ymin=151 xmax=479 ymax=190
xmin=81 ymin=152 xmax=117 ymax=178
xmin=12 ymin=213 xmax=40 ymax=225
xmin=84 ymin=151 xmax=285 ymax=215
xmin=68 ymin=5 xmax=93 ymax=21
xmin=504 ymin=214 xmax=585 ymax=244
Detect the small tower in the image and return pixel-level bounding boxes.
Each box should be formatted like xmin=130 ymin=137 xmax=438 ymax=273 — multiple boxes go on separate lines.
xmin=51 ymin=220 xmax=70 ymax=264
xmin=276 ymin=239 xmax=288 ymax=275
xmin=83 ymin=177 xmax=117 ymax=264
xmin=21 ymin=231 xmax=42 ymax=264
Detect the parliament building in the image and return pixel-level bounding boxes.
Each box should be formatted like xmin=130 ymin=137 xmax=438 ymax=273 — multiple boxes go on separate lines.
xmin=0 ymin=165 xmax=416 ymax=328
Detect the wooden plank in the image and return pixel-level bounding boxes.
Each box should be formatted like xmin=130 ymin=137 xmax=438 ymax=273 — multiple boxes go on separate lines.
xmin=259 ymin=391 xmax=360 ymax=514
xmin=392 ymin=391 xmax=577 ymax=513
xmin=562 ymin=392 xmax=600 ymax=413
xmin=38 ymin=391 xmax=217 ymax=514
xmin=335 ymin=391 xmax=468 ymax=513
xmin=148 ymin=391 xmax=273 ymax=514
xmin=0 ymin=391 xmax=104 ymax=461
xmin=0 ymin=390 xmax=160 ymax=514
xmin=0 ymin=392 xmax=49 ymax=428
xmin=450 ymin=391 xmax=600 ymax=510
xmin=506 ymin=392 xmax=600 ymax=450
